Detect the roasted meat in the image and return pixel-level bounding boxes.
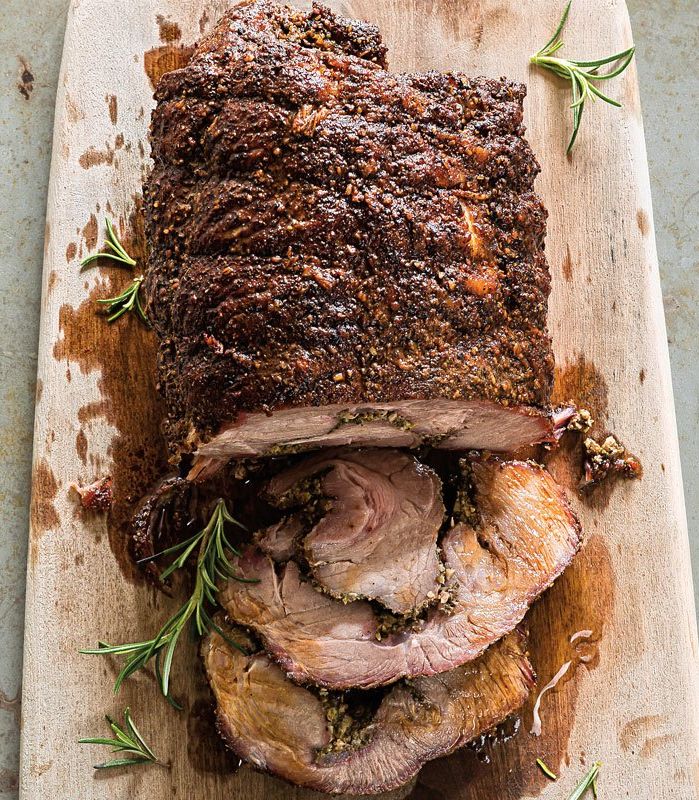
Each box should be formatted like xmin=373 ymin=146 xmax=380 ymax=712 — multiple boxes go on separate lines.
xmin=203 ymin=626 xmax=533 ymax=795
xmin=220 ymin=458 xmax=581 ymax=688
xmin=72 ymin=476 xmax=113 ymax=513
xmin=143 ymin=0 xmax=556 ymax=474
xmin=139 ymin=2 xmax=587 ymax=792
xmin=255 ymin=514 xmax=304 ymax=562
xmin=263 ymin=448 xmax=444 ymax=614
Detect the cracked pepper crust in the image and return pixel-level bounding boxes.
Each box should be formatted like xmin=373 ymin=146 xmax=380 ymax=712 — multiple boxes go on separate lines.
xmin=143 ymin=0 xmax=554 ymax=459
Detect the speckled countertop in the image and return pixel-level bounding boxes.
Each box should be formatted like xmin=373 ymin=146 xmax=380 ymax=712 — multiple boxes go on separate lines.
xmin=0 ymin=0 xmax=696 ymax=795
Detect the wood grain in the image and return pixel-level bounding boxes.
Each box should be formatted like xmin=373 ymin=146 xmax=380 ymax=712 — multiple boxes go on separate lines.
xmin=20 ymin=0 xmax=699 ymax=798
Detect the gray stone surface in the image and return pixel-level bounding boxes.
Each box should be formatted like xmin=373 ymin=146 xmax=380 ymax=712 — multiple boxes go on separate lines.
xmin=0 ymin=0 xmax=695 ymax=796
xmin=0 ymin=2 xmax=70 ymax=794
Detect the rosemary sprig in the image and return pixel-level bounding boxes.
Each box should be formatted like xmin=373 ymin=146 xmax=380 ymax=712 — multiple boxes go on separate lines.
xmin=530 ymin=1 xmax=635 ymax=153
xmin=80 ymin=218 xmax=137 ymax=270
xmin=567 ymin=761 xmax=601 ymax=799
xmin=81 ymin=500 xmax=257 ymax=704
xmin=536 ymin=757 xmax=557 ymax=780
xmin=96 ymin=275 xmax=149 ymax=325
xmin=79 ymin=707 xmax=166 ymax=769
xmin=80 ymin=218 xmax=149 ymax=325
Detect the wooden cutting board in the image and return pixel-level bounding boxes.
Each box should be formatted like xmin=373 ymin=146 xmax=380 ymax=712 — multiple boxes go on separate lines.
xmin=21 ymin=0 xmax=699 ymax=797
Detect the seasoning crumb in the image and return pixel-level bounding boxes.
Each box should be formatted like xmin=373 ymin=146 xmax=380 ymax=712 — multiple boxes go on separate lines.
xmin=567 ymin=407 xmax=593 ymax=433
xmin=71 ymin=476 xmax=113 ymax=513
xmin=581 ymin=434 xmax=642 ymax=489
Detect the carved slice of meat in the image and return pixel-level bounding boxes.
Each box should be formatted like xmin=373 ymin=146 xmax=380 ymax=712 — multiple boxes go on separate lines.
xmin=219 ymin=458 xmax=581 ymax=688
xmin=265 ymin=449 xmax=444 ymax=614
xmin=188 ymin=402 xmax=558 ymax=479
xmin=254 ymin=515 xmax=304 ymax=562
xmin=203 ymin=626 xmax=533 ymax=795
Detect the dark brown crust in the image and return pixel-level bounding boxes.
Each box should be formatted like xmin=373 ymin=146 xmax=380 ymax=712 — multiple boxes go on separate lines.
xmin=130 ymin=476 xmax=192 ymax=583
xmin=143 ymin=0 xmax=553 ymax=459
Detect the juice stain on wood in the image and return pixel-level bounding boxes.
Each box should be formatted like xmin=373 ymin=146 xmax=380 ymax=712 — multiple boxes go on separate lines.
xmin=107 ymin=94 xmax=118 ymax=125
xmin=144 ymin=44 xmax=195 ymax=90
xmin=552 ymin=355 xmax=609 ymax=422
xmin=30 ymin=458 xmax=60 ymax=534
xmin=545 ymin=356 xmax=611 ymax=503
xmin=156 ymin=14 xmax=183 ymax=43
xmin=412 ymin=535 xmax=614 ymax=799
xmin=53 ymin=203 xmax=169 ymax=582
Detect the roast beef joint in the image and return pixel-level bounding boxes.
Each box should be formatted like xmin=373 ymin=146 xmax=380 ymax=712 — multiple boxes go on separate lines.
xmin=139 ymin=0 xmax=590 ymax=793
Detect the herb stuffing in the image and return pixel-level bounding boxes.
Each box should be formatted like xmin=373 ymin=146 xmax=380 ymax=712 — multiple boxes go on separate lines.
xmin=581 ymin=434 xmax=642 ymax=488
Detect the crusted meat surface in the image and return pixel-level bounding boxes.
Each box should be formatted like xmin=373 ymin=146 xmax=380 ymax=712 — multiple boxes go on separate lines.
xmin=144 ymin=0 xmax=553 ymax=463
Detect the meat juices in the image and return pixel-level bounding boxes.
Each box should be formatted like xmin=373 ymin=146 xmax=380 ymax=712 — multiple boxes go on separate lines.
xmin=142 ymin=0 xmax=583 ymax=792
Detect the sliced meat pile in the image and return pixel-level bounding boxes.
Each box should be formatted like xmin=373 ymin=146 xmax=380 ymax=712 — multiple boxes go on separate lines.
xmin=263 ymin=448 xmax=444 ymax=615
xmin=221 ymin=458 xmax=580 ymax=688
xmin=143 ymin=0 xmax=558 ymax=477
xmin=203 ymin=626 xmax=534 ymax=795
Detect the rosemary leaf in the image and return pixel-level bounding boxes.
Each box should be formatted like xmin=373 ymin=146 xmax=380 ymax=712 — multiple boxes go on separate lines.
xmin=536 ymin=757 xmax=557 ymax=780
xmin=93 ymin=757 xmax=151 ymax=770
xmin=530 ymin=1 xmax=635 ymax=153
xmin=80 ymin=219 xmax=148 ymax=324
xmin=79 ymin=708 xmax=164 ymax=770
xmin=96 ymin=275 xmax=150 ymax=326
xmin=80 ymin=218 xmax=137 ymax=270
xmin=124 ymin=708 xmax=157 ymax=761
xmin=567 ymin=761 xmax=601 ymax=800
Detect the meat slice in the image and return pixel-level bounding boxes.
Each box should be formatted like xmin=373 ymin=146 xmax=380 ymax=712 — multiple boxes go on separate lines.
xmin=264 ymin=449 xmax=444 ymax=614
xmin=254 ymin=515 xmax=304 ymax=562
xmin=144 ymin=0 xmax=556 ymax=470
xmin=220 ymin=458 xmax=581 ymax=688
xmin=203 ymin=626 xmax=533 ymax=795
xmin=188 ymin=403 xmax=557 ymax=478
